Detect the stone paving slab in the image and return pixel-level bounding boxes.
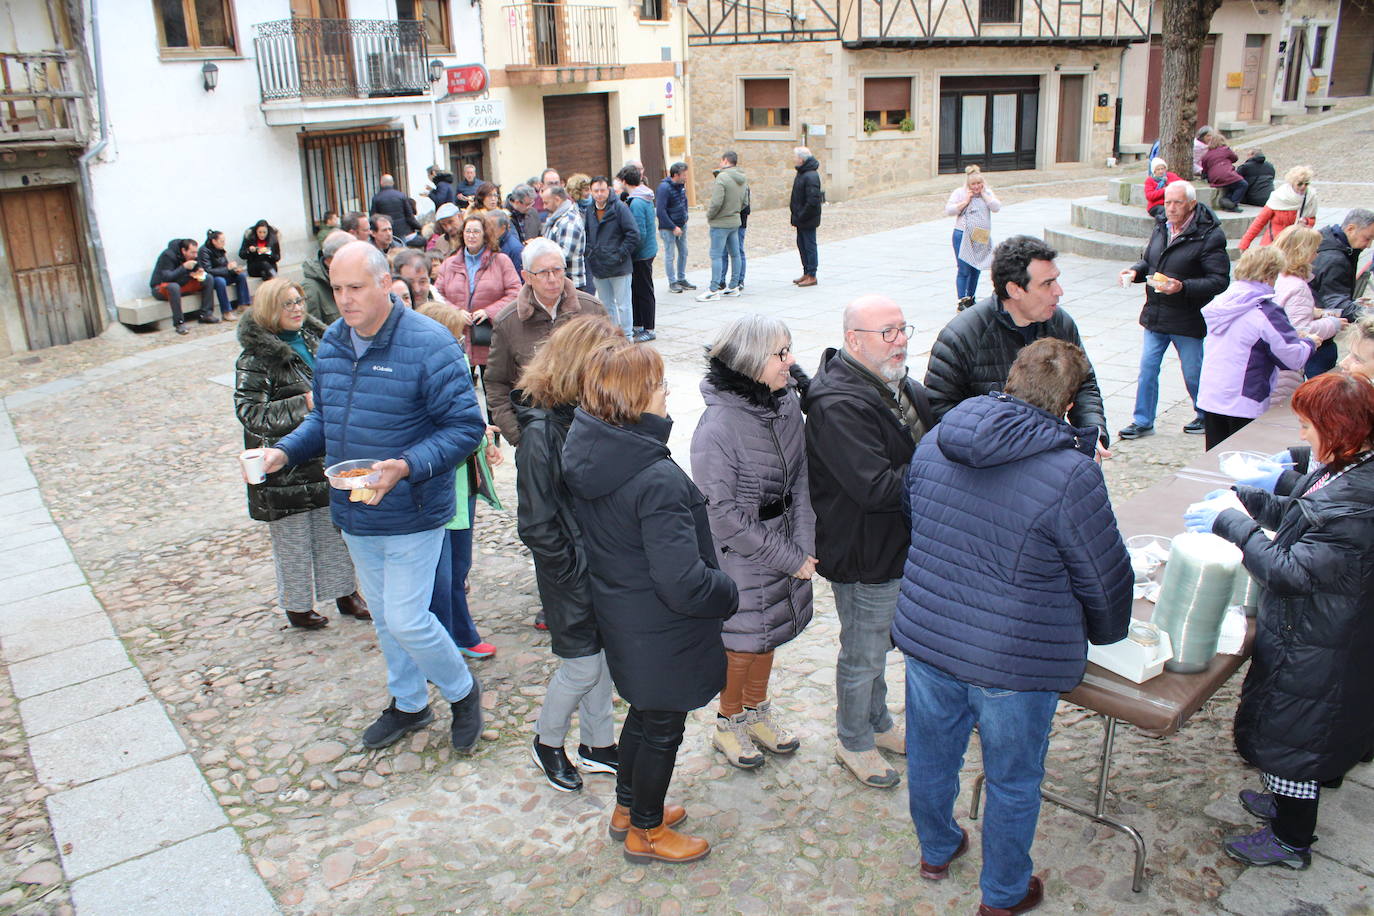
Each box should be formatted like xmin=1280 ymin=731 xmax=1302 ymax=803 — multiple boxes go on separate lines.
xmin=0 ymin=486 xmax=44 ymax=518
xmin=0 ymin=519 xmax=63 ymax=552
xmin=1217 ymin=853 xmax=1374 ymax=915
xmin=0 ymin=536 xmax=76 ymax=583
xmin=0 ymin=561 xmax=87 ymax=607
xmin=18 ymin=667 xmax=154 ymax=737
xmin=0 ymin=610 xmax=114 ymax=665
xmin=0 ymin=584 xmax=104 ymax=636
xmin=27 ymin=694 xmax=185 ymax=789
xmin=48 ymin=754 xmax=228 ymax=878
xmin=69 ymin=826 xmax=278 ymax=916
xmin=6 ymin=637 xmax=132 ymax=699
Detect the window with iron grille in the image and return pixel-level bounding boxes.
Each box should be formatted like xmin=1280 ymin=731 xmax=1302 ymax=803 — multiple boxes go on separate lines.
xmin=743 ymin=78 xmax=790 ymax=130
xmin=301 ymin=129 xmax=407 ymax=230
xmin=154 ymin=0 xmax=237 ymax=54
xmin=979 ymin=0 xmax=1019 ymax=24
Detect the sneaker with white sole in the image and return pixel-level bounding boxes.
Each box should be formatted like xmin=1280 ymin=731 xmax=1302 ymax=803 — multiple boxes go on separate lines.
xmin=697 ymin=289 xmax=722 ymax=302
xmin=722 ymin=286 xmax=741 ymax=297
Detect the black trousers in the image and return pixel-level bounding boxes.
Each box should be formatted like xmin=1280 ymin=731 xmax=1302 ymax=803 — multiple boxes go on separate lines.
xmin=631 ymin=258 xmax=656 ymax=330
xmin=615 ymin=706 xmax=688 ymax=829
xmin=1204 ymin=412 xmax=1252 ymax=451
xmin=1273 ymin=792 xmax=1319 ymax=848
xmin=796 ymin=227 xmax=818 ymax=276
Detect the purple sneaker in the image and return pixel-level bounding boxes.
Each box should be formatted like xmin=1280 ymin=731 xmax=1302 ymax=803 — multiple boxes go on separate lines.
xmin=1224 ymin=825 xmax=1310 ymax=870
xmin=1238 ymin=789 xmax=1277 ymax=821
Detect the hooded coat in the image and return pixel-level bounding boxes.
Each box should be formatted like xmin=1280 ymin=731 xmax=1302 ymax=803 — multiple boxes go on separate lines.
xmin=562 ymin=409 xmax=738 ymax=711
xmin=1215 ymin=457 xmax=1374 ymax=782
xmin=1237 ymin=153 xmax=1276 ymax=206
xmin=1311 ymin=225 xmax=1362 ymax=321
xmin=583 ymin=196 xmax=639 ymax=279
xmin=1201 ymin=144 xmax=1243 ymax=187
xmin=239 ymin=225 xmax=281 ymax=278
xmin=656 ymin=176 xmax=688 ymax=230
xmin=1128 ymin=203 xmax=1231 ymax=338
xmin=429 ymin=171 xmax=456 ymax=208
xmin=1198 ymin=279 xmax=1315 ymax=419
xmin=892 ymin=393 xmax=1132 ymax=692
xmin=623 ymin=185 xmax=658 ymax=260
xmin=1269 ymin=273 xmax=1345 ymax=409
xmin=790 ymin=156 xmax=823 ymax=229
xmin=690 ymin=359 xmax=815 ymax=654
xmin=513 ymin=397 xmax=599 ymax=659
xmin=149 ymin=238 xmax=195 ymax=291
xmin=706 ymin=166 xmax=749 ymax=229
xmin=300 ymin=254 xmax=338 ymax=325
xmin=234 ymin=313 xmax=331 ymax=522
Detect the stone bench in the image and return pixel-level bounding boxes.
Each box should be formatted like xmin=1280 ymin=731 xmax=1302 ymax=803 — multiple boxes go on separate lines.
xmin=1105 ymin=177 xmax=1222 ymax=209
xmin=118 ymin=268 xmax=300 ymax=329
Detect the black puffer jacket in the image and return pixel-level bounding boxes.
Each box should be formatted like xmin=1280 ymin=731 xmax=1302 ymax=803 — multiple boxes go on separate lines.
xmin=924 ymin=296 xmax=1109 ymax=444
xmin=1214 ymin=455 xmax=1374 ymax=782
xmin=513 ymin=395 xmax=599 ymax=659
xmin=1310 ymin=225 xmax=1362 ymax=321
xmin=562 ymin=409 xmax=738 ymax=711
xmin=234 ymin=313 xmax=330 ymax=522
xmin=1237 ymin=154 xmax=1275 ymax=206
xmin=790 ymin=156 xmax=823 ymax=229
xmin=197 ymin=242 xmax=239 ymax=279
xmin=239 ymin=226 xmax=281 ymax=279
xmin=583 ymin=198 xmax=639 ymax=280
xmin=804 ymin=348 xmax=935 ymax=584
xmin=149 ymin=238 xmax=194 ymax=291
xmin=429 ymin=171 xmax=455 ymax=208
xmin=1128 ymin=203 xmax=1231 ymax=337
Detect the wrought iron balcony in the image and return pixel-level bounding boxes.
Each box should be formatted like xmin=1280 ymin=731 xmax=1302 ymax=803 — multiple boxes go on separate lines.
xmin=253 ymin=18 xmax=430 ymax=103
xmin=0 ymin=51 xmax=85 ymax=146
xmin=502 ymin=3 xmax=621 ymax=83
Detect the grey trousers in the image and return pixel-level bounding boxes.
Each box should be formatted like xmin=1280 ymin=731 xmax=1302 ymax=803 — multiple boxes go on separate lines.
xmin=831 ymin=579 xmax=900 ymax=751
xmin=535 ymin=651 xmax=615 ymax=748
xmin=267 ymin=507 xmax=356 ymax=612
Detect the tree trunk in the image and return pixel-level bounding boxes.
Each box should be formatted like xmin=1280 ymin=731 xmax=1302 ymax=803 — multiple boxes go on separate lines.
xmin=1158 ymin=0 xmax=1223 ymax=176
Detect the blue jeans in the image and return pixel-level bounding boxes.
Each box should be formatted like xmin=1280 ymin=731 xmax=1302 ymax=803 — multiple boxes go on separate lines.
xmin=904 ymin=656 xmax=1059 ymax=909
xmin=593 ymin=274 xmax=633 ymax=336
xmin=831 ymin=579 xmax=899 ymax=751
xmin=342 ymin=528 xmax=474 ymax=712
xmin=211 ymin=272 xmax=251 ymax=314
xmin=659 ymin=228 xmax=688 ymax=283
xmin=796 ymin=226 xmax=817 ymax=276
xmin=1132 ymin=329 xmax=1204 ymax=428
xmin=429 ymin=510 xmax=482 ymax=649
xmin=738 ymin=225 xmax=748 ymax=286
xmin=1222 ymin=178 xmax=1249 ymax=207
xmin=708 ymin=227 xmax=742 ymax=291
xmin=953 ymin=230 xmax=980 ymax=300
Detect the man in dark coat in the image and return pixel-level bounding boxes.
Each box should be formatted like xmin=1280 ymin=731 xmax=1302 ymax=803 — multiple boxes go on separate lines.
xmin=149 ymin=237 xmax=213 ymax=334
xmin=1118 ymin=180 xmax=1230 ymax=439
xmin=368 ymin=174 xmax=420 ymax=236
xmin=894 ymin=338 xmax=1131 ymax=915
xmin=584 ymin=176 xmax=639 ymax=338
xmin=1237 ymin=150 xmax=1275 ymax=207
xmin=924 ymin=235 xmax=1109 ymax=449
xmin=790 ymin=147 xmax=823 ymax=287
xmin=805 ymin=295 xmax=935 ymax=790
xmin=505 ymin=184 xmax=543 ymax=244
xmin=302 ymin=230 xmax=352 ymax=325
xmin=1311 ymin=209 xmax=1374 ymax=323
xmin=656 ymin=162 xmax=693 ymax=293
xmin=428 ymin=166 xmax=456 ymax=209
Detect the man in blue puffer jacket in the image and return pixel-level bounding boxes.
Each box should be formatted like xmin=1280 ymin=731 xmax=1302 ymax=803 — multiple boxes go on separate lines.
xmin=892 ymin=338 xmax=1131 ymax=916
xmin=263 ymin=242 xmax=487 ymax=754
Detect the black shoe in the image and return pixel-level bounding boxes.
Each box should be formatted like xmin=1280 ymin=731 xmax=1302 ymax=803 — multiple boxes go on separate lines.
xmin=669 ymin=282 xmax=683 ymax=294
xmin=532 ymin=740 xmax=583 ymax=792
xmin=1183 ymin=418 xmax=1206 ymax=435
xmin=1118 ymin=423 xmax=1155 ymax=440
xmin=1321 ymin=775 xmax=1344 ymax=790
xmin=677 ymin=280 xmax=697 ymax=290
xmin=577 ymin=743 xmax=620 ymax=774
xmin=285 ymin=610 xmax=329 ymax=629
xmin=198 ymin=310 xmax=221 ymax=324
xmin=174 ymin=324 xmax=189 ymax=335
xmin=957 ymin=297 xmax=974 ymax=312
xmin=362 ymin=700 xmax=433 ymax=749
xmin=451 ymin=677 xmax=483 ymax=753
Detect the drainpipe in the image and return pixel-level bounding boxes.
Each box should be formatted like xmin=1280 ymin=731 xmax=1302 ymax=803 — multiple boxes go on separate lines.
xmin=75 ymin=0 xmax=117 ymax=325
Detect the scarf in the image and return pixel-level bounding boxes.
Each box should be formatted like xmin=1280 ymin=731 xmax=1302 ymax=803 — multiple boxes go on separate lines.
xmin=1265 ymin=182 xmax=1317 ymax=218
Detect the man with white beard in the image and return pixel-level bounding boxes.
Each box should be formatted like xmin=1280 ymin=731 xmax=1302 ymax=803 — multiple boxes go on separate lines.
xmin=803 ymin=295 xmax=936 ymax=790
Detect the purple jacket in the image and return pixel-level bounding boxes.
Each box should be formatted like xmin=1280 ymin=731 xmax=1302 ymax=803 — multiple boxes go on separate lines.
xmin=1198 ymin=279 xmax=1315 ymax=419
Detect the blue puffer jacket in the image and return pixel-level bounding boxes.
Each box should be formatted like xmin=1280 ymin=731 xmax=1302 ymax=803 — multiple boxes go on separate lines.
xmin=892 ymin=393 xmax=1132 ymax=692
xmin=656 ymin=176 xmax=688 ymax=230
xmin=276 ymin=303 xmax=485 ymax=536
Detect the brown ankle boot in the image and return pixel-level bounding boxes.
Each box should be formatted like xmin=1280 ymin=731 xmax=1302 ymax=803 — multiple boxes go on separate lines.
xmin=609 ymin=803 xmax=686 ymax=841
xmin=623 ymin=823 xmax=709 ymax=864
xmin=336 ymin=591 xmax=371 ymax=620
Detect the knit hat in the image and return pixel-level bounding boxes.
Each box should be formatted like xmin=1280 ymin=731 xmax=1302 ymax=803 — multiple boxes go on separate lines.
xmin=1150 ymin=157 xmax=1168 ymax=173
xmin=436 ymin=202 xmax=460 ymax=221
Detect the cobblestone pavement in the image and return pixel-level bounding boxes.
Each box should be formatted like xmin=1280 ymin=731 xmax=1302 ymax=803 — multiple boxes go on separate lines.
xmin=2 ymin=102 xmax=1373 ymax=915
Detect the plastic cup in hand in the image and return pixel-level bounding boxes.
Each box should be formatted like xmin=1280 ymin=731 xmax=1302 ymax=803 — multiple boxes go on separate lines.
xmin=240 ymin=449 xmax=267 ymax=485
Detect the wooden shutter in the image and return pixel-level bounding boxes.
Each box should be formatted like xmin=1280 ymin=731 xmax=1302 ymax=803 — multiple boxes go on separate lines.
xmin=864 ymin=77 xmax=910 ymax=112
xmin=743 ymin=79 xmax=789 ymax=109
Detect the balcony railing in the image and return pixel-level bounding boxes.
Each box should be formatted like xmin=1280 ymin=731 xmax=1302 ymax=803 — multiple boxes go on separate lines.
xmin=0 ymin=50 xmax=84 ymax=145
xmin=253 ymin=18 xmax=429 ymax=103
xmin=503 ymin=3 xmax=619 ymax=69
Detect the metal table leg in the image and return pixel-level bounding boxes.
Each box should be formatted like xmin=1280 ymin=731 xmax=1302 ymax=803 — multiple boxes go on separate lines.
xmin=968 ymin=714 xmax=1147 ymax=893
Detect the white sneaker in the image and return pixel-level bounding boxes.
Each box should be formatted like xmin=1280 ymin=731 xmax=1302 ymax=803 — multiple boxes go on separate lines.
xmin=696 ymin=289 xmax=722 ymax=302
xmin=722 ymin=287 xmax=741 ymax=297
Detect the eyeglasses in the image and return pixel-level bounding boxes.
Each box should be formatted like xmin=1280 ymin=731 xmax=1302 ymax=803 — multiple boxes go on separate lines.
xmin=528 ymin=266 xmax=566 ymax=280
xmin=852 ymin=325 xmax=913 ymax=343
xmin=774 ymin=346 xmax=792 ymax=361
xmin=659 ymin=377 xmax=671 ymax=393
xmin=283 ymin=297 xmax=306 ymax=311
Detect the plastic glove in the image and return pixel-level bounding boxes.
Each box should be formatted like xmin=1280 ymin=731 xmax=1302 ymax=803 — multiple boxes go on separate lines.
xmin=1234 ymin=461 xmax=1284 ymax=493
xmin=1267 ymin=449 xmax=1295 ymax=467
xmin=1204 ymin=488 xmax=1232 ymax=501
xmin=1184 ymin=504 xmax=1221 ymax=533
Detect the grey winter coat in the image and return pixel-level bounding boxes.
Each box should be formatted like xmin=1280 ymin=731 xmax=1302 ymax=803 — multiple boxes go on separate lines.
xmin=691 ymin=360 xmax=816 ymax=653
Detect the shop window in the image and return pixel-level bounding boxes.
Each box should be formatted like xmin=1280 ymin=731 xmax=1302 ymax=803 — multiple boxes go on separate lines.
xmin=154 ymin=0 xmax=237 ymax=54
xmin=397 ymin=0 xmax=453 ymax=54
xmin=743 ymin=78 xmax=790 ymax=130
xmin=863 ymin=77 xmax=912 ymax=130
xmin=979 ymin=0 xmax=1019 ymax=24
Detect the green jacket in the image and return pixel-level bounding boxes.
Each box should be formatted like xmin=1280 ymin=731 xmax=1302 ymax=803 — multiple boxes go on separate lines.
xmin=707 ymin=167 xmax=749 ymax=229
xmin=301 ymin=253 xmax=338 ymax=325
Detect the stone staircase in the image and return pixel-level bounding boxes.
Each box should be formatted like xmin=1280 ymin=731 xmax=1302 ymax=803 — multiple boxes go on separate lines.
xmin=1044 ymin=178 xmax=1251 ymax=262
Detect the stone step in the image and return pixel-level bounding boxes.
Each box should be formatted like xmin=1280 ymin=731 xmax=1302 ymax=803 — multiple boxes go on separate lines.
xmin=1106 ymin=176 xmax=1223 ymax=209
xmin=1071 ymin=197 xmax=1255 ymax=241
xmin=1045 ymin=222 xmax=1241 ymax=263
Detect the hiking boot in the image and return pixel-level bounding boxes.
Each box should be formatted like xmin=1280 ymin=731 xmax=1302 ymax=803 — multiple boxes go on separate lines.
xmin=532 ymin=609 xmax=548 ymax=630
xmin=609 ymin=803 xmax=686 ymax=841
xmin=1118 ymin=423 xmax=1155 ymax=440
xmin=875 ymin=722 xmax=907 ymax=756
xmin=623 ymin=824 xmax=710 ymax=864
xmin=957 ymin=296 xmax=975 ymax=311
xmin=744 ymin=701 xmax=799 ymax=754
xmin=450 ymin=677 xmax=483 ymax=753
xmin=712 ymin=713 xmax=764 ymax=768
xmin=362 ymin=700 xmax=433 ymax=749
xmin=920 ymin=826 xmax=969 ymax=880
xmin=835 ymin=744 xmax=900 ymax=788
xmin=978 ymin=876 xmax=1044 ymax=915
xmin=1239 ymin=789 xmax=1277 ymax=820
xmin=1223 ymin=825 xmax=1311 ymax=870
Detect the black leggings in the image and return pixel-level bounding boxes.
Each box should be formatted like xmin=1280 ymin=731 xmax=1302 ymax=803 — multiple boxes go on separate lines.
xmin=1272 ymin=792 xmax=1319 ymax=849
xmin=1204 ymin=412 xmax=1252 ymax=451
xmin=631 ymin=258 xmax=656 ymax=330
xmin=615 ymin=706 xmax=688 ymax=830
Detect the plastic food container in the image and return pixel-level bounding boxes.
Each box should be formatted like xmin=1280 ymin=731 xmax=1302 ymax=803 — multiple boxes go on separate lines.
xmin=1217 ymin=450 xmax=1292 ymax=481
xmin=325 ymin=459 xmax=382 ymax=490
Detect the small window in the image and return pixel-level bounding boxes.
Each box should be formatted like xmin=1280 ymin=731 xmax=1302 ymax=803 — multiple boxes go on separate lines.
xmin=743 ymin=78 xmax=790 ymax=130
xmin=397 ymin=0 xmax=453 ymax=54
xmin=1312 ymin=26 xmax=1328 ymax=69
xmin=155 ymin=0 xmax=237 ymax=53
xmin=979 ymin=0 xmax=1019 ymax=24
xmin=863 ymin=77 xmax=912 ymax=129
xmin=642 ymin=0 xmax=666 ymax=20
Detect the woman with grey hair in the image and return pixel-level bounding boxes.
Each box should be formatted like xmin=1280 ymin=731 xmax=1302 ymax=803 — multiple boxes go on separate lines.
xmin=690 ymin=314 xmax=816 ymax=769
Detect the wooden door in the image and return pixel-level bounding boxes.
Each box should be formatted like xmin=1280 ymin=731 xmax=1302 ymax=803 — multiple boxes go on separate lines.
xmin=0 ymin=186 xmax=95 ymax=349
xmin=1283 ymin=28 xmax=1307 ymax=102
xmin=1238 ymin=34 xmax=1265 ymax=120
xmin=638 ymin=115 xmax=665 ymax=186
xmin=938 ymin=76 xmax=1039 ymax=173
xmin=1331 ymin=0 xmax=1374 ymax=96
xmin=1143 ymin=36 xmax=1216 ymax=141
xmin=291 ymin=0 xmax=352 ymax=97
xmin=542 ymin=93 xmax=610 ymax=180
xmin=1056 ymin=75 xmax=1084 ymax=162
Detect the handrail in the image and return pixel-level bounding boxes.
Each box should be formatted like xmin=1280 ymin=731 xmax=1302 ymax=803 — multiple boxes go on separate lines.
xmin=252 ymin=18 xmax=429 ymax=103
xmin=0 ymin=50 xmax=83 ymax=142
xmin=501 ymin=3 xmax=620 ymax=68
